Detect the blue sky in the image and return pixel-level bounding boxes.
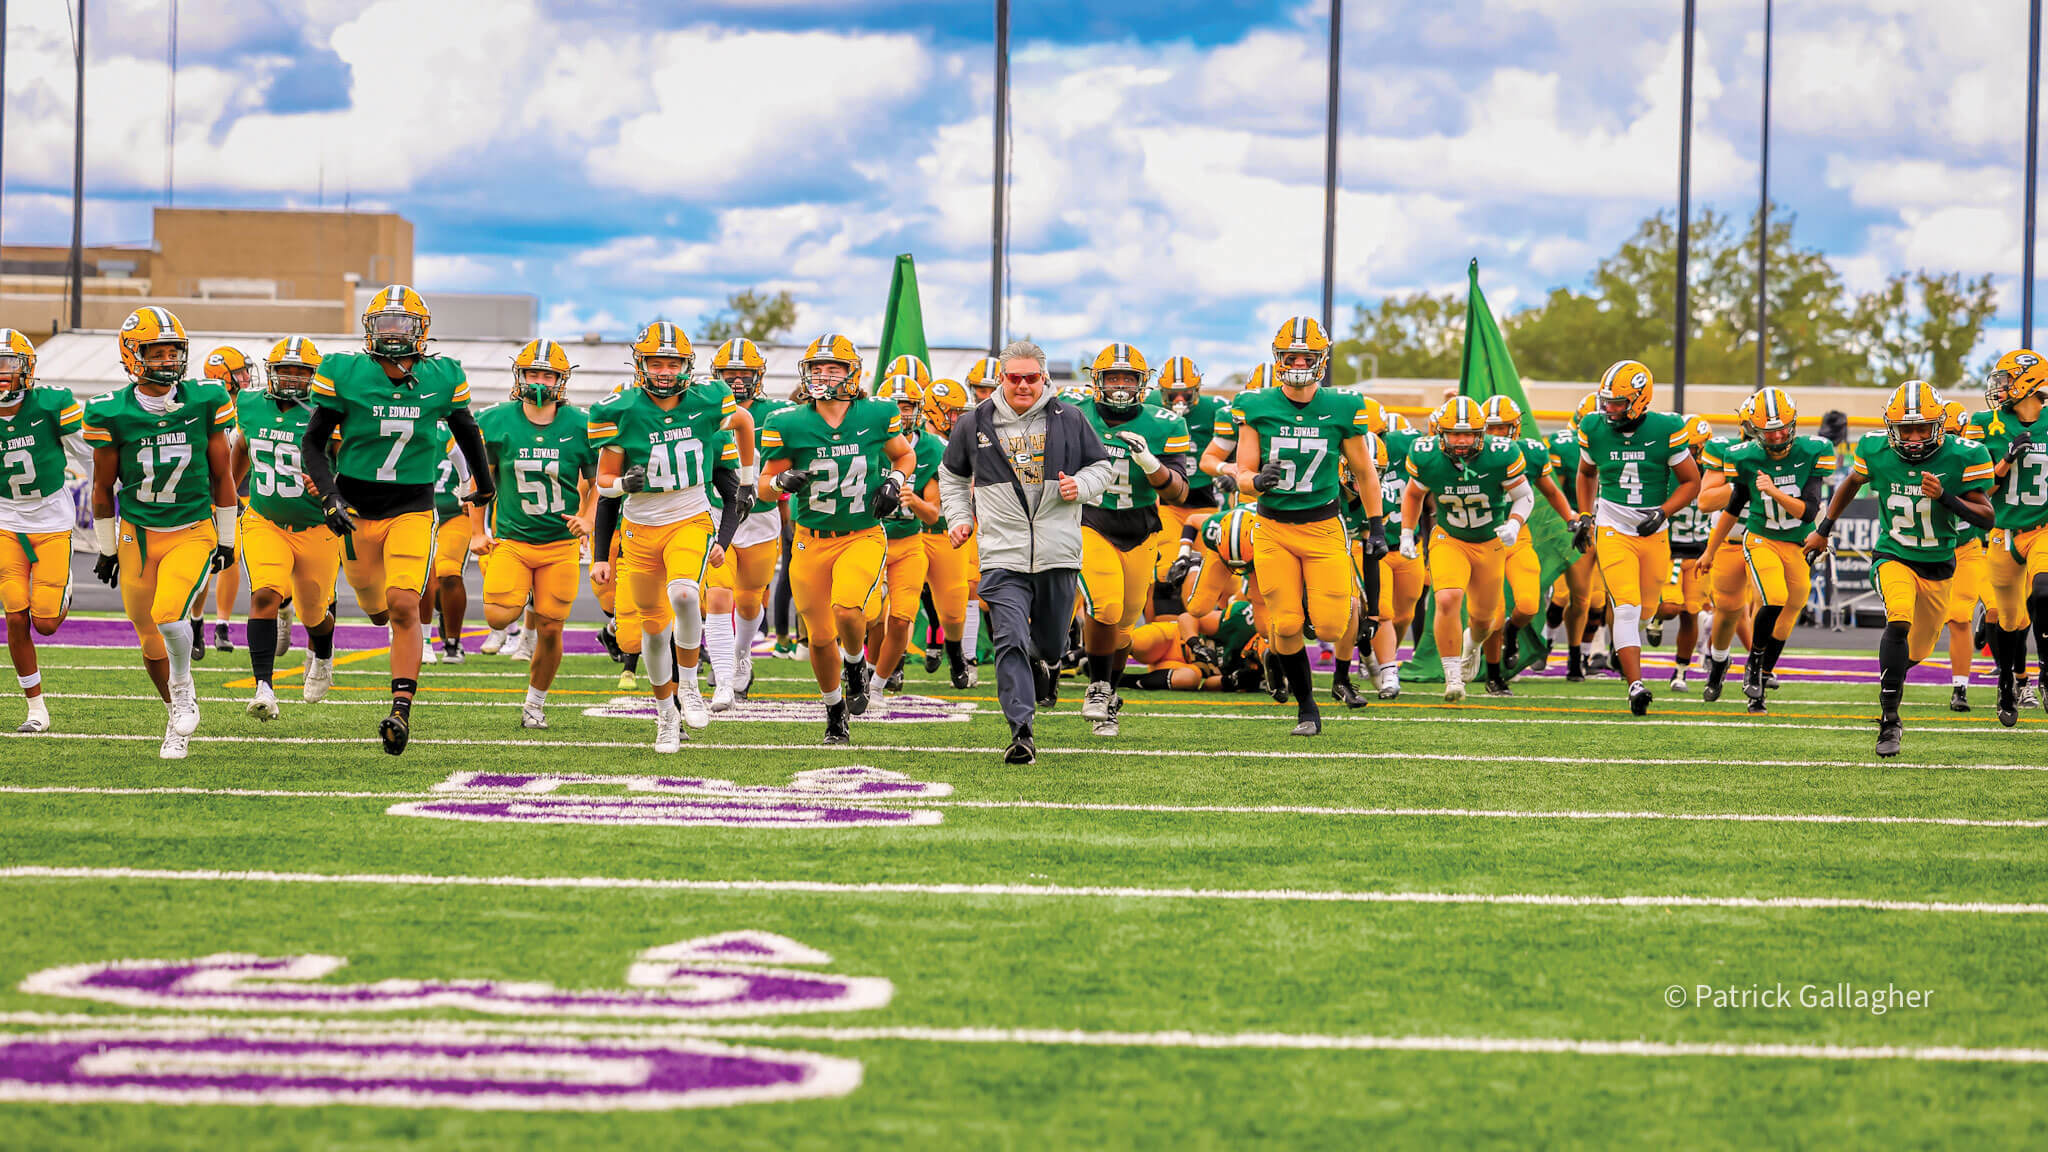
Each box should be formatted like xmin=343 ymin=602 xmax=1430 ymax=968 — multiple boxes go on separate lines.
xmin=1 ymin=0 xmax=2035 ymax=379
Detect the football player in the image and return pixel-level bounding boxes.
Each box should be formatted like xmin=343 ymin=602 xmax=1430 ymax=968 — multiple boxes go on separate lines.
xmin=1400 ymin=397 xmax=1532 ymax=702
xmin=1942 ymin=400 xmax=1989 ymax=711
xmin=1659 ymin=415 xmax=1717 ymax=689
xmin=0 ymin=329 xmax=88 ymax=733
xmin=1807 ymin=381 xmax=1994 ymax=757
xmin=865 ymin=374 xmax=947 ymax=693
xmin=85 ymin=307 xmax=240 ymax=759
xmin=703 ymin=338 xmax=790 ymax=708
xmin=1477 ymin=396 xmax=1578 ymax=695
xmin=965 ymin=356 xmax=1003 ymax=405
xmin=300 ymin=285 xmax=494 ymax=754
xmin=1694 ymin=400 xmax=1757 ymax=701
xmin=1154 ymin=357 xmax=1228 ymax=541
xmin=1233 ymin=317 xmax=1386 ymax=736
xmin=1075 ymin=343 xmax=1191 ymax=736
xmin=1546 ymin=393 xmax=1601 ymax=680
xmin=1966 ymin=350 xmax=2048 ymax=725
xmin=758 ymin=333 xmax=918 ymax=745
xmin=473 ymin=339 xmax=596 ymax=730
xmin=1572 ymin=361 xmax=1702 ymax=715
xmin=198 ymin=346 xmax=253 ymax=658
xmin=920 ymin=378 xmax=981 ymax=688
xmin=232 ymin=337 xmax=343 ymax=719
xmin=1369 ymin=411 xmax=1425 ymax=699
xmin=428 ymin=439 xmax=474 ymax=663
xmin=1196 ymin=362 xmax=1271 ymax=491
xmin=588 ymin=322 xmax=755 ymax=752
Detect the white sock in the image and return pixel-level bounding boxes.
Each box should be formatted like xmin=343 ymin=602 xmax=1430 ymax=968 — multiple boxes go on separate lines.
xmin=821 ymin=686 xmax=843 ymax=705
xmin=525 ymin=685 xmax=547 ymax=708
xmin=707 ymin=612 xmax=736 ymax=689
xmin=25 ymin=694 xmax=47 ymax=717
xmin=159 ymin=620 xmax=193 ymax=685
xmin=735 ymin=609 xmax=763 ymax=655
xmin=963 ymin=603 xmax=981 ymax=657
xmin=1710 ymin=645 xmax=1731 ymax=662
xmin=1953 ymin=674 xmax=1970 ymax=687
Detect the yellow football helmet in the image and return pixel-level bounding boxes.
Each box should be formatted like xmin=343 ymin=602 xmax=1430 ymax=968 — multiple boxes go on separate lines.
xmin=1433 ymin=396 xmax=1485 ymax=458
xmin=1987 ymin=349 xmax=2048 ymax=409
xmin=0 ymin=328 xmax=37 ymax=404
xmin=263 ymin=337 xmax=323 ymax=400
xmin=1681 ymin=414 xmax=1714 ymax=457
xmin=924 ymin=377 xmax=970 ymax=435
xmin=711 ymin=338 xmax=767 ymax=400
xmin=1575 ymin=391 xmax=1600 ymax=426
xmin=884 ymin=354 xmax=931 ymax=389
xmin=512 ymin=338 xmax=574 ymax=404
xmin=1597 ymin=360 xmax=1654 ymax=424
xmin=1241 ymin=363 xmax=1273 ymax=393
xmin=875 ymin=373 xmax=925 ymax=430
xmin=1158 ymin=356 xmax=1202 ymax=414
xmin=1745 ymin=387 xmax=1797 ymax=457
xmin=1087 ymin=343 xmax=1153 ymax=409
xmin=965 ymin=356 xmax=1003 ymax=399
xmin=1884 ymin=380 xmax=1947 ymax=462
xmin=630 ymin=322 xmax=696 ymax=398
xmin=118 ymin=306 xmax=190 ymax=385
xmin=1389 ymin=411 xmax=1416 ymax=435
xmin=202 ymin=346 xmax=251 ymax=392
xmin=798 ymin=332 xmax=864 ymax=401
xmin=1271 ymin=316 xmax=1331 ymax=386
xmin=1479 ymin=395 xmax=1522 ymax=439
xmin=1203 ymin=506 xmax=1258 ymax=572
xmin=1942 ymin=399 xmax=1969 ymax=436
xmin=362 ymin=284 xmax=431 ymax=359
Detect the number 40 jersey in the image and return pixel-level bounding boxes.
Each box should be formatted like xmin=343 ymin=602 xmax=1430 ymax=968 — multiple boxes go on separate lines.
xmin=586 ymin=381 xmax=738 ymax=527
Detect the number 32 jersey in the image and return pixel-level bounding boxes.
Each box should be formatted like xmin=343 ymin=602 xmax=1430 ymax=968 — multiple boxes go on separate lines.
xmin=587 ymin=382 xmax=738 ymax=527
xmin=82 ymin=380 xmax=235 ymax=529
xmin=1404 ymin=436 xmax=1527 ymax=542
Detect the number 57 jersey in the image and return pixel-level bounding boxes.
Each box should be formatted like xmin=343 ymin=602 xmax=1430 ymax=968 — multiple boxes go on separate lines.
xmin=586 ymin=381 xmax=737 ymax=526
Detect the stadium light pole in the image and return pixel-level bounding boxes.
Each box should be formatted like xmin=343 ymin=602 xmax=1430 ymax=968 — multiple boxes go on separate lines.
xmin=1674 ymin=0 xmax=1696 ymax=413
xmin=2027 ymin=0 xmax=2041 ymax=348
xmin=991 ymin=0 xmax=1009 ymax=353
xmin=68 ymin=0 xmax=86 ymax=332
xmin=1 ymin=0 xmax=8 ymax=253
xmin=1754 ymin=0 xmax=1772 ymax=391
xmin=1320 ymin=0 xmax=1341 ymax=336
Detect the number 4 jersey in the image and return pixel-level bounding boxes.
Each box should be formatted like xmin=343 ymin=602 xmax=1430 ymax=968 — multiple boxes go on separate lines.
xmin=761 ymin=399 xmax=904 ymax=532
xmin=82 ymin=380 xmax=235 ymax=529
xmin=1853 ymin=432 xmax=1994 ymax=566
xmin=0 ymin=386 xmax=84 ymax=533
xmin=1404 ymin=436 xmax=1528 ymax=541
xmin=587 ymin=381 xmax=739 ymax=527
xmin=477 ymin=402 xmax=595 ymax=543
xmin=1575 ymin=410 xmax=1690 ymax=527
xmin=236 ymin=394 xmax=329 ymax=530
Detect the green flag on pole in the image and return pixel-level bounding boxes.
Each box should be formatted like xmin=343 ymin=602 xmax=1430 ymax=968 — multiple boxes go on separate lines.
xmin=1403 ymin=260 xmax=1577 ymax=682
xmin=875 ymin=253 xmax=931 ymax=381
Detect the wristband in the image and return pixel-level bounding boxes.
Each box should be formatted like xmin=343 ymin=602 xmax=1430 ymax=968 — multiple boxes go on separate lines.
xmin=737 ymin=463 xmax=758 ymax=486
xmin=94 ymin=517 xmax=120 ymax=555
xmin=887 ymin=469 xmax=908 ymax=488
xmin=596 ymin=478 xmax=624 ymax=499
xmin=213 ymin=505 xmax=238 ymax=550
xmin=1814 ymin=516 xmax=1836 ymax=539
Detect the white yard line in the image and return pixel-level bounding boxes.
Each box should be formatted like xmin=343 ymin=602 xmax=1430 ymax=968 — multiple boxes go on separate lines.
xmin=4 ymin=784 xmax=2046 ymax=830
xmin=2 ymin=865 xmax=2042 ymax=915
xmin=0 ymin=1010 xmax=2032 ymax=1065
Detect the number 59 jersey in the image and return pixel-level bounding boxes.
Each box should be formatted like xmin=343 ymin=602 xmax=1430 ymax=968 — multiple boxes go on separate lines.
xmin=586 ymin=381 xmax=738 ymax=527
xmin=761 ymin=399 xmax=904 ymax=532
xmin=1852 ymin=432 xmax=1994 ymax=565
xmin=82 ymin=380 xmax=236 ymax=530
xmin=1403 ymin=435 xmax=1527 ymax=543
xmin=236 ymin=394 xmax=329 ymax=530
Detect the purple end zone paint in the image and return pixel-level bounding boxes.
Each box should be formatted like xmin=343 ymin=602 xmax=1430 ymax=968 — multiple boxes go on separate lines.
xmin=389 ymin=797 xmax=942 ymax=829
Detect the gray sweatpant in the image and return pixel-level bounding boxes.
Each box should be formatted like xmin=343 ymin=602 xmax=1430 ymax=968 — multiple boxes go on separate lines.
xmin=977 ymin=567 xmax=1078 ymax=732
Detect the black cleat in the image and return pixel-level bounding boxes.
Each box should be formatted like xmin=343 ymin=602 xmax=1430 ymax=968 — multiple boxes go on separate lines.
xmin=190 ymin=620 xmax=206 ymax=662
xmin=379 ymin=710 xmax=410 ymax=756
xmin=1765 ymin=673 xmax=1782 ymax=691
xmin=1950 ymin=686 xmax=1971 ymax=713
xmin=1628 ymin=682 xmax=1652 ymax=716
xmin=1005 ymin=725 xmax=1035 ymax=764
xmin=844 ymin=662 xmax=870 ymax=716
xmin=1330 ymin=680 xmax=1368 ymax=709
xmin=1586 ymin=650 xmax=1610 ymax=675
xmin=1484 ymin=670 xmax=1513 ymax=697
xmin=213 ymin=622 xmax=233 ymax=652
xmin=1876 ymin=715 xmax=1904 ymax=758
xmin=598 ymin=623 xmax=623 ymax=663
xmin=1034 ymin=660 xmax=1059 ymax=709
xmin=1742 ymin=661 xmax=1766 ymax=709
xmin=823 ymin=701 xmax=851 ymax=745
xmin=1566 ymin=649 xmax=1585 ymax=683
xmin=1701 ymin=656 xmax=1730 ymax=702
xmin=925 ymin=647 xmax=943 ymax=674
xmin=1645 ymin=616 xmax=1664 ymax=647
xmin=884 ymin=668 xmax=905 ymax=694
xmin=1746 ymin=695 xmax=1768 ymax=715
xmin=1997 ymin=680 xmax=2020 ymax=728
xmin=950 ymin=662 xmax=974 ymax=690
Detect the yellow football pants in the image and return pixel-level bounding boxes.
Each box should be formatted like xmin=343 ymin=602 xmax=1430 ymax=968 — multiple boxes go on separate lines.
xmin=621 ymin=513 xmax=714 ymax=637
xmin=1080 ymin=526 xmax=1165 ymax=633
xmin=119 ymin=518 xmax=217 ymax=658
xmin=1252 ymin=515 xmax=1352 ymax=642
xmin=432 ymin=515 xmax=473 ymax=580
xmin=483 ymin=538 xmax=582 ymax=621
xmin=1876 ymin=557 xmax=1952 ymax=662
xmin=1949 ymin=538 xmax=1987 ymax=625
xmin=342 ymin=509 xmax=434 ymax=615
xmin=0 ymin=530 xmax=72 ymax=619
xmin=241 ymin=511 xmax=340 ymax=626
xmin=1987 ymin=526 xmax=2048 ymax=626
xmin=1427 ymin=527 xmax=1507 ymax=628
xmin=1595 ymin=526 xmax=1670 ymax=610
xmin=706 ymin=537 xmax=783 ymax=620
xmin=923 ymin=530 xmax=976 ymax=626
xmin=789 ymin=526 xmax=887 ymax=643
xmin=878 ymin=533 xmax=932 ymax=623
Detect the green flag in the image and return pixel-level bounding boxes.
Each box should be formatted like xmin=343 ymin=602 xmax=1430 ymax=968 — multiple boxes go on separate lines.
xmin=1403 ymin=260 xmax=1577 ymax=682
xmin=875 ymin=253 xmax=931 ymax=381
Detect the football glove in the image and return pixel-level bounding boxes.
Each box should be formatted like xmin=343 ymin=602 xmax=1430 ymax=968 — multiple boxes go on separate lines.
xmin=1112 ymin=430 xmax=1161 ymax=473
xmin=620 ymin=464 xmax=649 ymax=494
xmin=1251 ymin=458 xmax=1287 ymax=493
xmin=1495 ymin=519 xmax=1522 ymax=547
xmin=1571 ymin=514 xmax=1595 ymax=553
xmin=1636 ymin=508 xmax=1668 ymax=536
xmin=1362 ymin=519 xmax=1389 ymax=559
xmin=210 ymin=544 xmax=236 ymax=574
xmin=93 ymin=553 xmax=119 ymax=588
xmin=1398 ymin=530 xmax=1418 ymax=560
xmin=1165 ymin=546 xmax=1200 ymax=584
xmin=321 ymin=493 xmax=356 ymax=537
xmin=774 ymin=468 xmax=813 ymax=494
xmin=871 ymin=469 xmax=906 ymax=519
xmin=2008 ymin=433 xmax=2033 ymax=463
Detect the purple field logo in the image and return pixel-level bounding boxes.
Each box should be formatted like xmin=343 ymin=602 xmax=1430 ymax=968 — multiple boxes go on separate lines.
xmin=0 ymin=1029 xmax=862 ymax=1111
xmin=20 ymin=931 xmax=892 ymax=1020
xmin=434 ymin=764 xmax=953 ymax=801
xmin=390 ymin=765 xmax=950 ymax=829
xmin=584 ymin=693 xmax=974 ymax=724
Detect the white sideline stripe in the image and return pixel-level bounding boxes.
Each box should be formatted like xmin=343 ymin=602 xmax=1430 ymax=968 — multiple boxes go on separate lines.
xmin=0 ymin=1011 xmax=2037 ymax=1066
xmin=0 ymin=731 xmax=2039 ymax=772
xmin=3 ymin=865 xmax=2043 ymax=916
xmin=6 ymin=785 xmax=2047 ymax=831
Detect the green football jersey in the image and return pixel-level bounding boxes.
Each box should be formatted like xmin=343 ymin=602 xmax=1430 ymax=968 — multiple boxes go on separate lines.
xmin=1575 ymin=410 xmax=1690 ymax=510
xmin=1168 ymin=394 xmax=1229 ymax=493
xmin=1965 ymin=407 xmax=2048 ymax=532
xmin=1380 ymin=425 xmax=1419 ymax=525
xmin=761 ymin=399 xmax=903 ymax=532
xmin=309 ymin=352 xmax=472 ymax=485
xmin=1852 ymin=432 xmax=1996 ymax=564
xmin=82 ymin=381 xmax=234 ymax=529
xmin=432 ymin=439 xmax=464 ymax=521
xmin=1214 ymin=597 xmax=1258 ymax=661
xmin=1403 ymin=435 xmax=1528 ymax=543
xmin=1338 ymin=433 xmax=1392 ymax=534
xmin=237 ymin=394 xmax=327 ymax=530
xmin=1721 ymin=436 xmax=1837 ymax=543
xmin=478 ymin=402 xmax=596 ymax=544
xmin=587 ymin=381 xmax=738 ymax=495
xmin=886 ymin=428 xmax=948 ymax=540
xmin=0 ymin=386 xmax=83 ymax=502
xmin=1228 ymin=387 xmax=1370 ymax=512
xmin=1547 ymin=426 xmax=1582 ymax=482
xmin=1078 ymin=400 xmax=1193 ymax=511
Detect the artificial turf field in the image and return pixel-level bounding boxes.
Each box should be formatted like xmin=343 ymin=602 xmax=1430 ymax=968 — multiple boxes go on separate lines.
xmin=4 ymin=616 xmax=2048 ymax=1148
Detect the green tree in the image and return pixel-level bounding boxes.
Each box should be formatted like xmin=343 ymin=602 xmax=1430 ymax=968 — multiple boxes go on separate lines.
xmin=1847 ymin=271 xmax=1999 ymax=389
xmin=698 ymin=289 xmax=798 ymax=344
xmin=1328 ymin=291 xmax=1466 ymax=386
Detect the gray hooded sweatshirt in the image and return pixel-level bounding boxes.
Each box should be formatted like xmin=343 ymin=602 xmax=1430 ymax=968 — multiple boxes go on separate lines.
xmin=939 ymin=386 xmax=1115 ymax=572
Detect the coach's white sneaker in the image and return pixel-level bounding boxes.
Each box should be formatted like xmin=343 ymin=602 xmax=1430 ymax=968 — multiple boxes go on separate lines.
xmin=520 ymin=704 xmax=548 ymax=730
xmin=303 ymin=657 xmax=335 ymax=703
xmin=170 ymin=679 xmax=200 ymax=736
xmin=1443 ymin=672 xmax=1467 ymax=703
xmin=710 ymin=683 xmax=736 ymax=713
xmin=481 ymin=628 xmax=508 ymax=655
xmin=159 ymin=717 xmax=190 ymax=760
xmin=246 ymin=682 xmax=280 ymax=722
xmin=679 ymin=680 xmax=711 ymax=729
xmin=654 ymin=698 xmax=684 ymax=754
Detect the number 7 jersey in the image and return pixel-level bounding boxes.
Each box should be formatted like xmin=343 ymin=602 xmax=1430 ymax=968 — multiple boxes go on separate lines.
xmin=586 ymin=382 xmax=738 ymax=526
xmin=308 ymin=352 xmax=471 ymax=485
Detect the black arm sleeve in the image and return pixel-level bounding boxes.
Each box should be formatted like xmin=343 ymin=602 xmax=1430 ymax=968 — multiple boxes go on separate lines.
xmin=1798 ymin=475 xmax=1827 ymax=525
xmin=711 ymin=467 xmax=745 ymax=549
xmin=593 ymin=495 xmax=621 ymax=559
xmin=446 ymin=408 xmax=493 ymax=497
xmin=1937 ymin=490 xmax=1996 ymax=531
xmin=301 ymin=405 xmax=342 ymax=504
xmin=1725 ymin=484 xmax=1751 ymax=519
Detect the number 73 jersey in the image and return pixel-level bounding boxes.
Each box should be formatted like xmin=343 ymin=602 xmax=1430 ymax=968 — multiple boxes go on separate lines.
xmin=1853 ymin=432 xmax=1993 ymax=564
xmin=586 ymin=382 xmax=738 ymax=526
xmin=309 ymin=352 xmax=471 ymax=485
xmin=478 ymin=402 xmax=595 ymax=543
xmin=82 ymin=380 xmax=235 ymax=529
xmin=1403 ymin=436 xmax=1527 ymax=541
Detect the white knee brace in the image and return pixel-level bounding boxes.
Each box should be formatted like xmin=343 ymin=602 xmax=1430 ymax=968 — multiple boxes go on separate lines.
xmin=668 ymin=579 xmax=703 ymax=649
xmin=1611 ymin=602 xmax=1643 ymax=651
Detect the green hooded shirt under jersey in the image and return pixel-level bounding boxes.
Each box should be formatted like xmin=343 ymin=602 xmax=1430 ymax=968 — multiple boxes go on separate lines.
xmin=1964 ymin=407 xmax=2048 ymax=532
xmin=1227 ymin=387 xmax=1371 ymax=514
xmin=1404 ymin=435 xmax=1528 ymax=543
xmin=1720 ymin=436 xmax=1837 ymax=543
xmin=478 ymin=402 xmax=596 ymax=544
xmin=82 ymin=380 xmax=235 ymax=530
xmin=1076 ymin=399 xmax=1194 ymax=511
xmin=1852 ymin=432 xmax=1996 ymax=565
xmin=236 ymin=394 xmax=328 ymax=530
xmin=586 ymin=382 xmax=738 ymax=495
xmin=1150 ymin=392 xmax=1227 ymax=493
xmin=761 ymin=398 xmax=904 ymax=533
xmin=1575 ymin=410 xmax=1690 ymax=509
xmin=884 ymin=428 xmax=948 ymax=540
xmin=308 ymin=352 xmax=471 ymax=485
xmin=0 ymin=386 xmax=83 ymax=501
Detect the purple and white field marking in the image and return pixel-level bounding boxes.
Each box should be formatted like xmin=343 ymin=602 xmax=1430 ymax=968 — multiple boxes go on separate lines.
xmin=584 ymin=693 xmax=974 ymax=723
xmin=394 ymin=765 xmax=950 ymax=829
xmin=20 ymin=933 xmax=893 ymax=1020
xmin=433 ymin=764 xmax=953 ymax=800
xmin=0 ymin=1028 xmax=861 ymax=1111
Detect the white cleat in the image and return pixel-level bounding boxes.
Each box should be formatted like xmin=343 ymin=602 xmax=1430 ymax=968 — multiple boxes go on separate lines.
xmin=654 ymin=700 xmax=684 ymax=753
xmin=246 ymin=682 xmax=280 ymax=722
xmin=1669 ymin=668 xmax=1690 ymax=692
xmin=520 ymin=704 xmax=548 ymax=730
xmin=679 ymin=680 xmax=711 ymax=729
xmin=170 ymin=679 xmax=201 ymax=736
xmin=159 ymin=725 xmax=190 ymax=760
xmin=480 ymin=628 xmax=508 ymax=655
xmin=1443 ymin=674 xmax=1467 ymax=704
xmin=1459 ymin=629 xmax=1484 ymax=681
xmin=17 ymin=708 xmax=49 ymax=734
xmin=1081 ymin=681 xmax=1113 ymax=721
xmin=422 ymin=643 xmax=439 ymax=665
xmin=710 ymin=683 xmax=736 ymax=713
xmin=276 ymin=602 xmax=294 ymax=657
xmin=509 ymin=631 xmax=536 ymax=662
xmin=734 ymin=652 xmax=754 ymax=698
xmin=1377 ymin=667 xmax=1402 ymax=700
xmin=302 ymin=657 xmax=335 ymax=703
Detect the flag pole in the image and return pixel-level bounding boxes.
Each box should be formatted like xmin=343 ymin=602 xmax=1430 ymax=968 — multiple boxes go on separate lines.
xmin=68 ymin=0 xmax=87 ymax=332
xmin=1754 ymin=0 xmax=1772 ymax=390
xmin=1320 ymin=0 xmax=1341 ymax=335
xmin=990 ymin=0 xmax=1010 ymax=353
xmin=1674 ymin=0 xmax=1696 ymax=413
xmin=2027 ymin=0 xmax=2041 ymax=348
